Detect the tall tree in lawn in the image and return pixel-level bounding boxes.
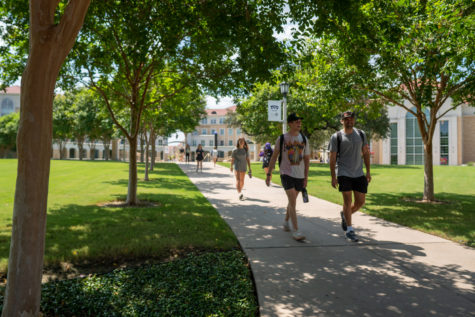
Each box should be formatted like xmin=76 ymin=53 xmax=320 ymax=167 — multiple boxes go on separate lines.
xmin=289 ymin=0 xmax=475 ymax=201
xmin=53 ymin=93 xmax=74 ymax=160
xmin=71 ymin=89 xmax=98 ymax=160
xmin=70 ymin=0 xmax=286 ymax=205
xmin=0 ymin=112 xmax=19 ymax=158
xmin=0 ymin=1 xmax=90 ymax=315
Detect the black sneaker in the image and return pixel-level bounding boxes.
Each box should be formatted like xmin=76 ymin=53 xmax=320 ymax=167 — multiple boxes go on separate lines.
xmin=345 ymin=230 xmax=359 ymax=242
xmin=340 ymin=211 xmax=347 ymax=231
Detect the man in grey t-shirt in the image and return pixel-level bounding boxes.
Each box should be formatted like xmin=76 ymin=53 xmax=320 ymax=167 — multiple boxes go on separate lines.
xmin=328 ymin=111 xmax=371 ymax=242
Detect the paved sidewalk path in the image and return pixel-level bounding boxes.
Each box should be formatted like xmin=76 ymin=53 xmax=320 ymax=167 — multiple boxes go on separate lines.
xmin=179 ymin=162 xmax=475 ymax=317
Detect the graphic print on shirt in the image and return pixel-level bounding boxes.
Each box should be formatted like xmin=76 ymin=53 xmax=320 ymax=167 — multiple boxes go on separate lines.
xmin=285 ymin=140 xmax=305 ymax=165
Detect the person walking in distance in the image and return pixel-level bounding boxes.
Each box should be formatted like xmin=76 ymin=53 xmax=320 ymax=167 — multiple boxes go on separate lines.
xmin=185 ymin=144 xmax=191 ymax=163
xmin=266 ymin=113 xmax=310 ymax=241
xmin=195 ymin=144 xmax=204 ymax=172
xmin=261 ymin=142 xmax=273 ymax=176
xmin=329 ymin=110 xmax=371 ymax=242
xmin=231 ymin=138 xmax=252 ymax=201
xmin=211 ymin=146 xmax=219 ymax=167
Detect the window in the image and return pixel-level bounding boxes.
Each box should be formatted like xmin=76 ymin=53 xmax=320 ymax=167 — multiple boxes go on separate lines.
xmin=220 ymin=128 xmax=224 ymax=135
xmin=192 ymin=130 xmax=198 ymax=136
xmin=229 ymin=140 xmax=233 ymax=146
xmin=1 ymin=98 xmax=14 ymax=116
xmin=228 ymin=128 xmax=233 ymax=136
xmin=209 ymin=140 xmax=214 ymax=146
xmin=192 ymin=140 xmax=197 ymax=146
xmin=201 ymin=128 xmax=207 ymax=135
xmin=236 ymin=128 xmax=241 ymax=135
xmin=211 ymin=129 xmax=216 ymax=135
xmin=211 ymin=119 xmax=217 ymax=124
xmin=405 ymin=109 xmax=428 ymax=165
xmin=219 ymin=117 xmax=224 ymax=124
xmin=390 ymin=123 xmax=398 ymax=165
xmin=220 ymin=140 xmax=224 ymax=146
xmin=201 ymin=140 xmax=206 ymax=146
xmin=440 ymin=121 xmax=449 ymax=165
xmin=201 ymin=118 xmax=208 ymax=124
xmin=158 ymin=139 xmax=163 ymax=145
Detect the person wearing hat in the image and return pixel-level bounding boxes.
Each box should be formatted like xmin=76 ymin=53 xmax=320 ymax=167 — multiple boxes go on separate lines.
xmin=261 ymin=142 xmax=274 ymax=175
xmin=265 ymin=113 xmax=310 ymax=241
xmin=328 ymin=110 xmax=371 ymax=242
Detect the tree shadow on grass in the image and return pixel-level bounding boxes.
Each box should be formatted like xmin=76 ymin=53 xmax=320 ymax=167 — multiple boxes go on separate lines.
xmin=365 ymin=192 xmax=475 ymax=247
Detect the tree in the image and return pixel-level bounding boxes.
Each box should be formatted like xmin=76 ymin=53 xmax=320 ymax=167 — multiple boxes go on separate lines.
xmin=290 ymin=0 xmax=475 ymax=201
xmin=67 ymin=0 xmax=286 ymax=205
xmin=0 ymin=112 xmax=19 ymax=158
xmin=0 ymin=1 xmax=90 ymax=315
xmin=53 ymin=94 xmax=74 ymax=159
xmin=70 ymin=89 xmax=99 ymax=160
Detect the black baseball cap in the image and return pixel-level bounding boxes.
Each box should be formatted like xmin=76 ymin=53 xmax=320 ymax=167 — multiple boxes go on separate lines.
xmin=287 ymin=113 xmax=303 ymax=123
xmin=341 ymin=111 xmax=355 ymax=119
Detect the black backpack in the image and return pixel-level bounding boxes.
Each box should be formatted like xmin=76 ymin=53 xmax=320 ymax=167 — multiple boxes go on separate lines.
xmin=336 ymin=128 xmax=365 ymax=159
xmin=278 ymin=132 xmax=307 ymax=166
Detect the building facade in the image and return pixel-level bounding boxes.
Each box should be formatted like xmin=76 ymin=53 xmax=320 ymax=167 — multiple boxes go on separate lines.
xmin=371 ymin=102 xmax=475 ymax=166
xmin=186 ymin=106 xmax=259 ymax=161
xmin=0 ymin=86 xmax=20 ymax=117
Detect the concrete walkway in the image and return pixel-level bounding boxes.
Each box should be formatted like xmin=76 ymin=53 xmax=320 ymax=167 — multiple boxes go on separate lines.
xmin=178 ymin=162 xmax=475 ymax=317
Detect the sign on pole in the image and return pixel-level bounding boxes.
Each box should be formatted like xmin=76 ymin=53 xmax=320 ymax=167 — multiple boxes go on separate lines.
xmin=268 ymin=100 xmax=282 ymax=122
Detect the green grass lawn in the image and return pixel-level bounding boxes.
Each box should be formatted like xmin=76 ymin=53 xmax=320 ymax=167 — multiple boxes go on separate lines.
xmin=220 ymin=162 xmax=475 ymax=247
xmin=0 ymin=159 xmax=239 ymax=273
xmin=1 ymin=160 xmax=258 ymax=315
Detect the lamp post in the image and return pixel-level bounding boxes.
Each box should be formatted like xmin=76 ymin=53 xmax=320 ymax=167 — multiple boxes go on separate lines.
xmin=280 ymin=82 xmax=289 ymax=133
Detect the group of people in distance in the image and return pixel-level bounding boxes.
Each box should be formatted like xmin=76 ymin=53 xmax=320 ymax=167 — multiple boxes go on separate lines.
xmin=230 ymin=110 xmax=370 ymax=242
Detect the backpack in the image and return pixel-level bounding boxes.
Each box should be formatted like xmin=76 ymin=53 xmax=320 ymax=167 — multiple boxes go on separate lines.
xmin=278 ymin=132 xmax=307 ymax=166
xmin=336 ymin=128 xmax=365 ymax=159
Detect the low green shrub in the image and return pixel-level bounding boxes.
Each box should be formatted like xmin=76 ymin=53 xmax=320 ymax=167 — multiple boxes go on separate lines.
xmin=1 ymin=251 xmax=258 ymax=316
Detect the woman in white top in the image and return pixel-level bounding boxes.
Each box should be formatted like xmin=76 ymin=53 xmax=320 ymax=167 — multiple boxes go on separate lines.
xmin=230 ymin=138 xmax=252 ymax=200
xmin=211 ymin=146 xmax=218 ymax=167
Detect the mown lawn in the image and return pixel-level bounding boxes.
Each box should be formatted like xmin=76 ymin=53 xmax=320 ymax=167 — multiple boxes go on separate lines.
xmin=0 ymin=159 xmax=239 ymax=272
xmin=220 ymin=162 xmax=475 ymax=247
xmin=1 ymin=160 xmax=258 ymax=315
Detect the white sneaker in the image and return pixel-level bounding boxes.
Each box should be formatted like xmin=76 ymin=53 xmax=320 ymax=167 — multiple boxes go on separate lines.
xmin=283 ymin=221 xmax=290 ymax=232
xmin=292 ymin=231 xmax=306 ymax=241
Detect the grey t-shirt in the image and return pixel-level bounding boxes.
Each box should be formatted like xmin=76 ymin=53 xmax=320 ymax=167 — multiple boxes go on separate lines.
xmin=232 ymin=148 xmax=249 ymax=172
xmin=328 ymin=129 xmax=367 ymax=178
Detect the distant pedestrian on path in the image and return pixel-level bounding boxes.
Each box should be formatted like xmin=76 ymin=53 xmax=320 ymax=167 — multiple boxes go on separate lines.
xmin=211 ymin=146 xmax=219 ymax=167
xmin=266 ymin=113 xmax=310 ymax=241
xmin=185 ymin=144 xmax=191 ymax=163
xmin=261 ymin=142 xmax=273 ymax=176
xmin=231 ymin=138 xmax=252 ymax=201
xmin=196 ymin=144 xmax=204 ymax=172
xmin=329 ymin=110 xmax=371 ymax=242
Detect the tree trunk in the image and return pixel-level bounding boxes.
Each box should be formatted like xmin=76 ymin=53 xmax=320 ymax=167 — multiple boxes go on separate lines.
xmin=150 ymin=132 xmax=156 ymax=171
xmin=423 ymin=141 xmax=435 ymax=201
xmin=78 ymin=139 xmax=84 ymax=160
xmin=144 ymin=138 xmax=150 ymax=181
xmin=88 ymin=141 xmax=96 ymax=160
xmin=140 ymin=133 xmax=144 ymax=163
xmin=126 ymin=135 xmax=138 ymax=204
xmin=2 ymin=2 xmax=90 ymax=315
xmin=103 ymin=139 xmax=110 ymax=160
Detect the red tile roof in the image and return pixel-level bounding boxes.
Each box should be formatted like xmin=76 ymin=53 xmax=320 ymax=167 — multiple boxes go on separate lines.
xmin=206 ymin=105 xmax=236 ymax=116
xmin=1 ymin=86 xmax=21 ymax=94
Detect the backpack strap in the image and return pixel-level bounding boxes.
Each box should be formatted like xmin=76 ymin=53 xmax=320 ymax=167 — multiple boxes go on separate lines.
xmin=278 ymin=134 xmax=284 ymax=167
xmin=336 ymin=131 xmax=342 ymax=159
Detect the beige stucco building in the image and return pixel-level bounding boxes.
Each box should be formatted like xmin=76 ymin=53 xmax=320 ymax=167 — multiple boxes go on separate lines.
xmin=186 ymin=106 xmax=259 ymax=161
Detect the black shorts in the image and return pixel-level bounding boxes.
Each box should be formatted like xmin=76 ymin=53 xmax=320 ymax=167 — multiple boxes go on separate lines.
xmin=281 ymin=174 xmax=304 ymax=192
xmin=338 ymin=176 xmax=368 ymax=193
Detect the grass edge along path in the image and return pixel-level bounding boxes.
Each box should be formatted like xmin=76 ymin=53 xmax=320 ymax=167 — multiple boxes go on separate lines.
xmin=219 ymin=162 xmax=474 ymax=247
